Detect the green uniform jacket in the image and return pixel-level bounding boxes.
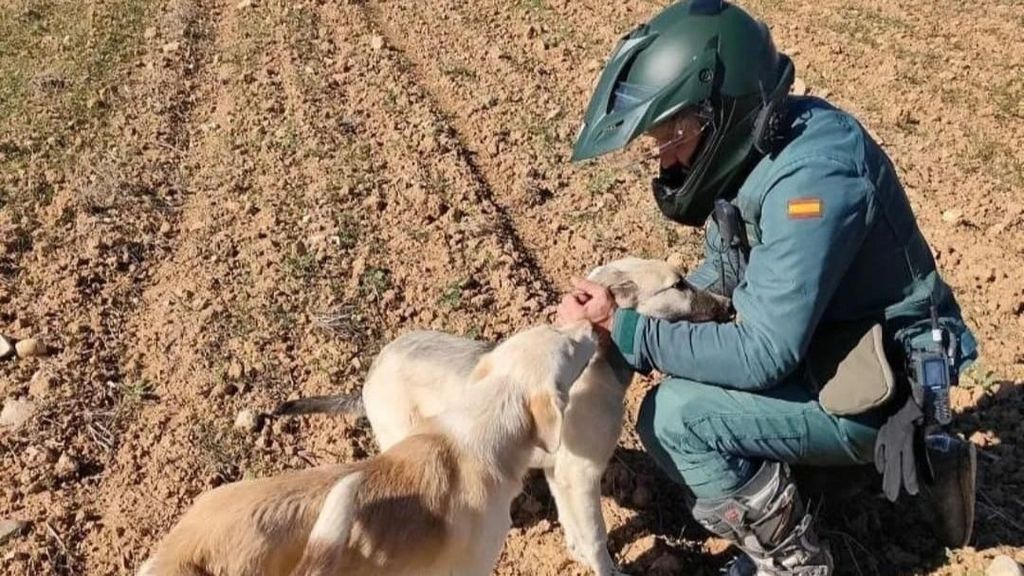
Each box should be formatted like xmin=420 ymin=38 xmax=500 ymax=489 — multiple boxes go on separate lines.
xmin=612 ymin=96 xmax=978 ymax=391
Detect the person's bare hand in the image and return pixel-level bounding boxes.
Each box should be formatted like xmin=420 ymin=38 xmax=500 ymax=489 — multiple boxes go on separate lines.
xmin=555 ymin=277 xmax=616 ymax=337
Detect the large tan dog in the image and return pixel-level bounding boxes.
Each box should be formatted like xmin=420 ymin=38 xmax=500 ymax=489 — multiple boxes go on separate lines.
xmin=140 ymin=323 xmax=597 ymax=576
xmin=278 ymin=257 xmax=731 ymax=575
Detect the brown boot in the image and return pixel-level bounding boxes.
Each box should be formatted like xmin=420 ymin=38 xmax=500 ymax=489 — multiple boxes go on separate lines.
xmin=917 ymin=433 xmax=976 ymax=548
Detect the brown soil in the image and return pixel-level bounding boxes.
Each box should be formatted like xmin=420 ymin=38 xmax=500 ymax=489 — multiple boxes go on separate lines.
xmin=1 ymin=0 xmax=1021 ymax=574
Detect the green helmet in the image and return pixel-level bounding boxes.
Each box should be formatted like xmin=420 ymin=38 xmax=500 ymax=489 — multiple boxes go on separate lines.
xmin=572 ymin=0 xmax=794 ymax=226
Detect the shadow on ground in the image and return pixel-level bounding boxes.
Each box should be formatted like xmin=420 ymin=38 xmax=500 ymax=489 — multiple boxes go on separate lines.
xmin=510 ymin=379 xmax=1023 ymax=575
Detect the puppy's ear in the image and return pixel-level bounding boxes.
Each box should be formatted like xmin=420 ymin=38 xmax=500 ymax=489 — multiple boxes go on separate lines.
xmin=607 ymin=280 xmax=639 ymax=309
xmin=528 ymin=392 xmax=564 ymax=454
xmin=589 ymin=268 xmax=638 ymax=308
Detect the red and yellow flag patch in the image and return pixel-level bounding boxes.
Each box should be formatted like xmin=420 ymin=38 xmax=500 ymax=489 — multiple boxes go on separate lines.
xmin=787 ymin=197 xmax=823 ymax=219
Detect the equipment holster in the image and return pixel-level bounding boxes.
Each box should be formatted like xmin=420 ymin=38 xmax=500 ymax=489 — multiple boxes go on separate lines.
xmin=806 ymin=321 xmax=896 ymax=416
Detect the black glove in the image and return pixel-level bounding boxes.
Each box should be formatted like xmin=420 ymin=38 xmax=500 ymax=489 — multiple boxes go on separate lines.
xmin=874 ymin=395 xmax=925 ymax=502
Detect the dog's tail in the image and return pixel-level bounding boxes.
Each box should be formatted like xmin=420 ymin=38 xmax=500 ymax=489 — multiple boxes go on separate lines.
xmin=292 ymin=471 xmax=365 ymax=576
xmin=274 ymin=393 xmax=366 ymax=418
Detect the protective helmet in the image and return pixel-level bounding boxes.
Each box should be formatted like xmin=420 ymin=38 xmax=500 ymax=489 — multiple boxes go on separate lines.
xmin=572 ymin=0 xmax=794 ymax=226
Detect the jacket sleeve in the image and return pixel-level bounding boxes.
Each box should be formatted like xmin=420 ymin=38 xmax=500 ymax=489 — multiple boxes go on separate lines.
xmin=611 ymin=156 xmax=874 ymax=390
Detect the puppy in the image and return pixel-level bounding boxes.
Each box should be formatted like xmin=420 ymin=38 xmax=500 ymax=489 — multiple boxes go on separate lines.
xmin=140 ymin=323 xmax=597 ymax=576
xmin=277 ymin=257 xmax=731 ymax=575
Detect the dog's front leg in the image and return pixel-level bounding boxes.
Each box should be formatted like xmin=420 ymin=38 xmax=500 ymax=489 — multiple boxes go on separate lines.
xmin=543 ymin=466 xmax=584 ymax=560
xmin=557 ymin=468 xmax=623 ymax=576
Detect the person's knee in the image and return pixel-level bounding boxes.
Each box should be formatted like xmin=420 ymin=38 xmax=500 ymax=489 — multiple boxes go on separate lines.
xmin=637 ymin=379 xmax=719 ymax=454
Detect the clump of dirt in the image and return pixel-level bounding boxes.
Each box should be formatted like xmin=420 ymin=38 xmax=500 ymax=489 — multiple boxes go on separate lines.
xmin=1 ymin=0 xmax=1021 ymax=574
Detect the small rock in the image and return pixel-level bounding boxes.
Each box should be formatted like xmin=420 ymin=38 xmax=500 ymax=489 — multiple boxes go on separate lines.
xmin=987 ymin=555 xmax=1024 ymax=576
xmin=143 ymin=27 xmax=157 ymax=40
xmin=969 ymin=430 xmax=994 ymax=447
xmin=236 ymin=0 xmax=253 ymax=8
xmin=0 ymin=399 xmax=36 ymax=429
xmin=14 ymin=338 xmax=48 ymax=358
xmin=226 ymin=362 xmax=244 ymax=380
xmin=0 ymin=335 xmax=13 ymax=360
xmin=159 ymin=221 xmax=172 ymax=236
xmin=28 ymin=369 xmax=56 ymax=399
xmin=234 ymin=409 xmax=263 ymax=433
xmin=369 ymin=35 xmax=385 ymax=51
xmin=54 ymin=454 xmax=80 ymax=480
xmin=0 ymin=520 xmax=28 ymax=545
xmin=942 ymin=209 xmax=964 ymax=224
xmin=162 ymin=41 xmax=180 ymax=54
xmin=792 ymin=77 xmax=808 ymax=96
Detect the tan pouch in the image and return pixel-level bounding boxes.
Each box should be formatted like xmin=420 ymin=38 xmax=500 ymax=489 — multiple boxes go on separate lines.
xmin=807 ymin=321 xmax=896 ymax=416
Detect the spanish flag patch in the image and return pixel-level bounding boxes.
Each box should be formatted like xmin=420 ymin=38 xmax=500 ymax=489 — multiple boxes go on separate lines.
xmin=787 ymin=197 xmax=823 ymax=219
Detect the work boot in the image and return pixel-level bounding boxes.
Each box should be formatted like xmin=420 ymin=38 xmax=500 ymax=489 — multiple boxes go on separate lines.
xmin=917 ymin=433 xmax=977 ymax=547
xmin=693 ymin=462 xmax=833 ymax=576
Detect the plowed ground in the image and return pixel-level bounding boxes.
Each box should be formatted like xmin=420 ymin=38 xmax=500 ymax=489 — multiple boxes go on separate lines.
xmin=1 ymin=0 xmax=1022 ymax=574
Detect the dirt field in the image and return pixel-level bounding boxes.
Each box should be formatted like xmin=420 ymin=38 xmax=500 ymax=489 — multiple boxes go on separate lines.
xmin=1 ymin=0 xmax=1022 ymax=574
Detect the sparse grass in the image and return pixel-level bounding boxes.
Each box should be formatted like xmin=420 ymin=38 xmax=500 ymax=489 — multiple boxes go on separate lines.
xmin=964 ymin=362 xmax=1000 ymax=392
xmin=119 ymin=379 xmax=154 ymax=403
xmin=359 ymin=266 xmax=391 ymax=298
xmin=336 ymin=213 xmax=360 ymax=250
xmin=515 ymin=0 xmax=548 ymax=13
xmin=284 ymin=252 xmax=318 ymax=280
xmin=440 ymin=62 xmax=478 ymax=82
xmin=0 ymin=0 xmax=158 ymax=216
xmin=993 ymin=75 xmax=1024 ymax=120
xmin=586 ymin=169 xmax=617 ymax=196
xmin=439 ymin=281 xmax=463 ymax=309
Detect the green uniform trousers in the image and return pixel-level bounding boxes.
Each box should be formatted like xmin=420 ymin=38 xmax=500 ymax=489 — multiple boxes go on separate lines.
xmin=636 ymin=373 xmax=883 ymax=500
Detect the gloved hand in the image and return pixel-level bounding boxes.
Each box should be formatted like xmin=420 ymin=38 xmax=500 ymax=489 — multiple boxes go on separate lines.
xmin=874 ymin=395 xmax=925 ymax=502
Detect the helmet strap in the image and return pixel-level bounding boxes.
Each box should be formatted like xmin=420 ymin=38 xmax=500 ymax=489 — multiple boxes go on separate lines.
xmin=752 ymin=55 xmax=795 ymax=155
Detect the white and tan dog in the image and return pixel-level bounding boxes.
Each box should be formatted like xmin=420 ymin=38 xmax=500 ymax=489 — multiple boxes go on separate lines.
xmin=140 ymin=323 xmax=597 ymax=576
xmin=278 ymin=257 xmax=731 ymax=576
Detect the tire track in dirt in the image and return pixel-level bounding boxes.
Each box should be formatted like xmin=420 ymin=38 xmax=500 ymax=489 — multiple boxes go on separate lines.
xmin=335 ymin=4 xmax=564 ymax=308
xmin=362 ymin=0 xmax=698 ymax=284
xmin=71 ymin=0 xmax=582 ymax=572
xmin=1 ymin=0 xmax=215 ymax=573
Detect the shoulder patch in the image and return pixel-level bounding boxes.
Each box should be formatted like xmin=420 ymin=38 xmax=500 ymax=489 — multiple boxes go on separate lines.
xmin=787 ymin=197 xmax=823 ymax=219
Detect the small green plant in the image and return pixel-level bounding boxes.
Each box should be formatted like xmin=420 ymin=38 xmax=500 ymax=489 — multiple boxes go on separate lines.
xmin=586 ymin=170 xmax=617 ymax=196
xmin=360 ymin=267 xmax=391 ymax=298
xmin=440 ymin=63 xmax=478 ymax=81
xmin=336 ymin=214 xmax=360 ymax=250
xmin=439 ymin=282 xmax=463 ymax=309
xmin=284 ymin=252 xmax=318 ymax=280
xmin=121 ymin=379 xmax=154 ymax=402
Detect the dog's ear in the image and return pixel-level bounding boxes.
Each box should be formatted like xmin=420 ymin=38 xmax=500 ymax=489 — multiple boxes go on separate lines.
xmin=528 ymin=392 xmax=564 ymax=453
xmin=607 ymin=280 xmax=639 ymax=309
xmin=589 ymin=267 xmax=639 ymax=309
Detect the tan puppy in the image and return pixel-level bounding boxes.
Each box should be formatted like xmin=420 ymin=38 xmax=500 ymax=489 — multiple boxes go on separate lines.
xmin=140 ymin=323 xmax=597 ymax=576
xmin=277 ymin=257 xmax=731 ymax=576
